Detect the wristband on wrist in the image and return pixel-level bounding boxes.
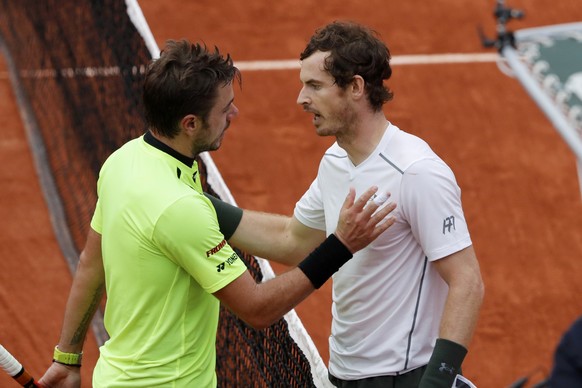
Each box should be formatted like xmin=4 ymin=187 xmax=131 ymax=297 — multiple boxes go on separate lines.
xmin=419 ymin=338 xmax=467 ymax=388
xmin=204 ymin=193 xmax=243 ymax=240
xmin=53 ymin=346 xmax=83 ymax=367
xmin=297 ymin=233 xmax=352 ymax=289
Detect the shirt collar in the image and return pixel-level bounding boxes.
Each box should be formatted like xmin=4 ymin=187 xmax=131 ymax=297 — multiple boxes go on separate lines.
xmin=143 ymin=131 xmax=195 ymax=168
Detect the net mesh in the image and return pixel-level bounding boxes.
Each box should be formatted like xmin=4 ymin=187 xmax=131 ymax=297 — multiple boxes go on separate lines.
xmin=0 ymin=0 xmax=316 ymax=386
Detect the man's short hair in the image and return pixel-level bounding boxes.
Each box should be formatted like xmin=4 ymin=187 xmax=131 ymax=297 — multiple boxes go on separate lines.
xmin=300 ymin=21 xmax=394 ymax=111
xmin=143 ymin=40 xmax=241 ymax=137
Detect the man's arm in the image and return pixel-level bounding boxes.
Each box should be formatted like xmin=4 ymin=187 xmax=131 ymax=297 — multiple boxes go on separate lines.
xmin=229 ymin=212 xmax=326 ymax=266
xmin=205 ymin=193 xmax=326 ymax=266
xmin=39 ymin=228 xmax=106 ymax=387
xmin=434 ymin=245 xmax=484 ymax=347
xmin=214 ymin=186 xmax=396 ymax=329
xmin=419 ymin=245 xmax=485 ymax=388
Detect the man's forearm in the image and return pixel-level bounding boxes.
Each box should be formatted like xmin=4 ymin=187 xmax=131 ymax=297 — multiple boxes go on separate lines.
xmin=205 ymin=193 xmax=326 ymax=265
xmin=419 ymin=280 xmax=483 ymax=388
xmin=231 ymin=211 xmax=324 ymax=266
xmin=438 ymin=271 xmax=484 ymax=347
xmin=58 ymin=254 xmax=105 ymax=353
xmin=419 ymin=248 xmax=484 ymax=388
xmin=59 ymin=283 xmax=104 ymax=353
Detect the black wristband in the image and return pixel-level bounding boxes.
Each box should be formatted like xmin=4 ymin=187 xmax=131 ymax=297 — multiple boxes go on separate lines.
xmin=204 ymin=193 xmax=243 ymax=240
xmin=419 ymin=338 xmax=468 ymax=388
xmin=52 ymin=359 xmax=82 ymax=367
xmin=298 ymin=234 xmax=352 ymax=289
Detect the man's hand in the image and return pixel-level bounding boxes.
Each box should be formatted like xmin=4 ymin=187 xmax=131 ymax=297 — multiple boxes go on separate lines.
xmin=38 ymin=362 xmax=81 ymax=388
xmin=334 ymin=186 xmax=396 ymax=253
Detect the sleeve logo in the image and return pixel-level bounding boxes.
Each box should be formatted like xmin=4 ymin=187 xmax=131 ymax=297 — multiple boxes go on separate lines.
xmin=206 ymin=239 xmax=227 ymax=257
xmin=216 ymin=253 xmax=240 ymax=272
xmin=442 ymin=216 xmax=456 ymax=234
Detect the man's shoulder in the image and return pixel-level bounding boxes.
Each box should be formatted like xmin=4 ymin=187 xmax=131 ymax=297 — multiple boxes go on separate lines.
xmin=101 ymin=136 xmax=144 ymax=168
xmin=382 ymin=127 xmax=443 ymax=173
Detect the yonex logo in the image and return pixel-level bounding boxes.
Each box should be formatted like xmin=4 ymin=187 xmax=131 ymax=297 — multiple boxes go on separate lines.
xmin=216 ymin=254 xmax=240 ymax=272
xmin=443 ymin=216 xmax=456 ymax=234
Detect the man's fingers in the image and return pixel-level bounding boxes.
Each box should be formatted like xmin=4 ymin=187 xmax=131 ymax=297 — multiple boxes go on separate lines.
xmin=372 ymin=192 xmax=390 ymax=206
xmin=371 ymin=200 xmax=396 ymax=221
xmin=358 ymin=191 xmax=392 ymax=220
xmin=335 ymin=187 xmax=397 ymax=253
xmin=370 ymin=203 xmax=397 ymax=237
xmin=341 ymin=187 xmax=357 ymax=209
xmin=351 ymin=186 xmax=379 ymax=211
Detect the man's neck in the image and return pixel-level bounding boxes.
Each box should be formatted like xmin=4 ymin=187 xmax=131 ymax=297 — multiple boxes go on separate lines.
xmin=149 ymin=130 xmax=196 ymax=159
xmin=338 ymin=113 xmax=389 ymax=166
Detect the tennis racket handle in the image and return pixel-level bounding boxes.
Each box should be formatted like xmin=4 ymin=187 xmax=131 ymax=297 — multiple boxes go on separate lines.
xmin=0 ymin=345 xmax=42 ymax=387
xmin=13 ymin=367 xmax=42 ymax=387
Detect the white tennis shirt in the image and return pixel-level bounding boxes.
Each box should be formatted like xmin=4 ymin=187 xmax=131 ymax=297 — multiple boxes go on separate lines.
xmin=294 ymin=122 xmax=472 ymax=380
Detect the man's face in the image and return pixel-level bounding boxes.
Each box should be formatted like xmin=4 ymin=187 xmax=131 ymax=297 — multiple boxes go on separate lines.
xmin=297 ymin=51 xmax=355 ymax=137
xmin=193 ymin=82 xmax=239 ymax=153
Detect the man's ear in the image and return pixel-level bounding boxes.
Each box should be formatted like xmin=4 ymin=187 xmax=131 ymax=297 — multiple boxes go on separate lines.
xmin=181 ymin=114 xmax=199 ymax=136
xmin=350 ymin=75 xmax=366 ymax=100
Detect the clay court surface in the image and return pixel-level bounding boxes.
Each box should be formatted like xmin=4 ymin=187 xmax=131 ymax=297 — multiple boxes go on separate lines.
xmin=1 ymin=1 xmax=582 ymax=386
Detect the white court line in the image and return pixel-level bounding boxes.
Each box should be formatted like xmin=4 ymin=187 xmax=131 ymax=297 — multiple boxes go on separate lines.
xmin=0 ymin=52 xmax=499 ymax=79
xmin=236 ymin=53 xmax=499 ymax=70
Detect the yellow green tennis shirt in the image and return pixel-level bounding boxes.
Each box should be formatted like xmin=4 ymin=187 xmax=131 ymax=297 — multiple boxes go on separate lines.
xmin=90 ymin=133 xmax=247 ymax=387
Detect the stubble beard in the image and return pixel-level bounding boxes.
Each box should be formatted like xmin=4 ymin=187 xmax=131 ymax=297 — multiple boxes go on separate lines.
xmin=191 ymin=121 xmax=229 ymax=155
xmin=318 ymin=101 xmax=358 ymax=145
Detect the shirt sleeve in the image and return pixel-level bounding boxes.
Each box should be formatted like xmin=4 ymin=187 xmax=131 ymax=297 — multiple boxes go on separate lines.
xmin=90 ymin=197 xmax=103 ymax=234
xmin=294 ymin=177 xmax=326 ymax=231
xmin=91 ymin=168 xmax=104 ymax=234
xmin=400 ymin=158 xmax=472 ymax=261
xmin=153 ymin=194 xmax=247 ymax=294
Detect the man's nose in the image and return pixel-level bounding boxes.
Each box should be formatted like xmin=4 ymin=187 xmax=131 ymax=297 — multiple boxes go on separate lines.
xmin=296 ymin=87 xmax=309 ymax=106
xmin=230 ymin=104 xmax=239 ymax=118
